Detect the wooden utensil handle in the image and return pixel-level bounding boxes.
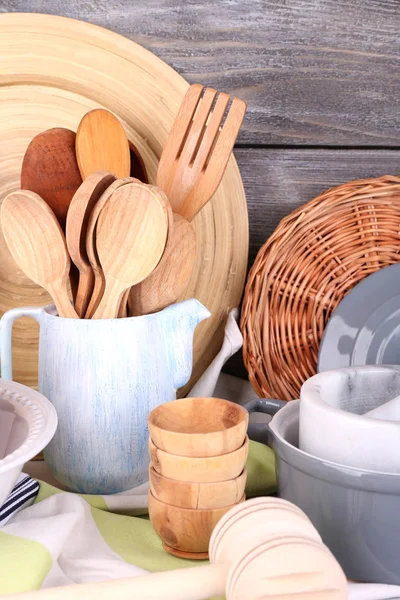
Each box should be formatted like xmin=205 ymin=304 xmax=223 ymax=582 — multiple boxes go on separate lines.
xmin=11 ymin=564 xmax=227 ymax=600
xmin=47 ymin=280 xmax=79 ymax=319
xmin=117 ymin=288 xmax=130 ymax=318
xmin=85 ymin=270 xmax=105 ymax=318
xmin=92 ymin=279 xmax=124 ymax=319
xmin=74 ymin=268 xmax=95 ymax=318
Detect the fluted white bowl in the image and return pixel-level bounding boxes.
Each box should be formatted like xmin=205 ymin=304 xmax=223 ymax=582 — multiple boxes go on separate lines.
xmin=0 ymin=378 xmax=57 ymax=506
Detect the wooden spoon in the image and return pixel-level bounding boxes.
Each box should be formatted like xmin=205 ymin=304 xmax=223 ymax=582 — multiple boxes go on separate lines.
xmin=157 ymin=84 xmax=246 ymax=221
xmin=21 ymin=128 xmax=82 ymax=229
xmin=76 ymin=109 xmax=130 ymax=179
xmin=129 ymin=212 xmax=195 ymax=316
xmin=66 ymin=172 xmax=116 ymax=317
xmin=1 ymin=191 xmax=78 ymax=318
xmin=21 ymin=127 xmax=83 ymax=300
xmin=85 ymin=177 xmax=136 ymax=318
xmin=92 ymin=183 xmax=169 ymax=319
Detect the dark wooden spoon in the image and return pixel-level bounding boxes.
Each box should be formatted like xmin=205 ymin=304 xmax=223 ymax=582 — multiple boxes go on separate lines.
xmin=21 ymin=128 xmax=83 ymax=230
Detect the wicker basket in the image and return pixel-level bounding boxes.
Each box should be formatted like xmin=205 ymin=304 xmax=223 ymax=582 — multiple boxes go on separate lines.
xmin=241 ymin=175 xmax=400 ymax=401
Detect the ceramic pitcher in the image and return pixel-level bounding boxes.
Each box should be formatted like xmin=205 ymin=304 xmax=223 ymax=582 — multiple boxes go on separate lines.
xmin=0 ymin=299 xmax=210 ymax=494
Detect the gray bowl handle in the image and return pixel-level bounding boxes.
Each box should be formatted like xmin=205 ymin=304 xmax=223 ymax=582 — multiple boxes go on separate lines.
xmin=243 ymin=398 xmax=286 ymax=446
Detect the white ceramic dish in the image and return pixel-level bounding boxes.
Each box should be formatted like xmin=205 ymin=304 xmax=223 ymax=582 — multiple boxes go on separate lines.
xmin=299 ymin=365 xmax=400 ymax=472
xmin=0 ymin=378 xmax=57 ymax=506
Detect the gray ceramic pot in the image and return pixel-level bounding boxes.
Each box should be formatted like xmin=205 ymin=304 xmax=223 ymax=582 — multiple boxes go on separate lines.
xmin=244 ymin=398 xmax=400 ymax=585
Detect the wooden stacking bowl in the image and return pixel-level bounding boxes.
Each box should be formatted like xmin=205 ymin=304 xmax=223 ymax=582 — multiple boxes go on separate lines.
xmin=149 ymin=466 xmax=247 ymax=509
xmin=148 ymin=397 xmax=248 ymax=457
xmin=148 ymin=490 xmax=245 ymax=558
xmin=149 ymin=436 xmax=249 ymax=483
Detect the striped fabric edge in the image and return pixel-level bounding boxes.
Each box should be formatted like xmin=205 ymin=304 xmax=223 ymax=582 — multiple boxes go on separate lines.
xmin=0 ymin=475 xmax=40 ymax=525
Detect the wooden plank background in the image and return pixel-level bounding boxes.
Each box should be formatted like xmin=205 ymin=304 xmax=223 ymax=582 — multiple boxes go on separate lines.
xmin=0 ymin=0 xmax=399 ymax=379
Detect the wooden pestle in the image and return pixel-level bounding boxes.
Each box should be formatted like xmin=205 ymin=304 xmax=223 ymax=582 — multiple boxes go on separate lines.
xmin=11 ymin=497 xmax=347 ymax=600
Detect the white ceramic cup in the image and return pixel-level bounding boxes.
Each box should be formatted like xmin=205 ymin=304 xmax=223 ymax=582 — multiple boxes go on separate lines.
xmin=299 ymin=365 xmax=400 ymax=472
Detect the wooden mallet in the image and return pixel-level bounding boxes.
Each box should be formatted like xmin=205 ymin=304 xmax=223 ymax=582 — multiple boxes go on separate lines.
xmin=12 ymin=497 xmax=347 ymax=600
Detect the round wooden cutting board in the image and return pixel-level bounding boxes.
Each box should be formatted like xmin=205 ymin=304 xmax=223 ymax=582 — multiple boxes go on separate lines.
xmin=0 ymin=13 xmax=248 ymax=395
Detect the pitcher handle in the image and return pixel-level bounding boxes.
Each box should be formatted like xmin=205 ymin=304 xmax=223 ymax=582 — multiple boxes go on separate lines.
xmin=0 ymin=306 xmax=43 ymax=380
xmin=243 ymin=398 xmax=286 ymax=446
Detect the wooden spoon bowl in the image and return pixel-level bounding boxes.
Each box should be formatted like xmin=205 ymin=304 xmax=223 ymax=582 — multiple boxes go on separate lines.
xmin=128 ymin=212 xmax=195 ymax=316
xmin=1 ymin=190 xmax=78 ymax=318
xmin=148 ymin=397 xmax=248 ymax=457
xmin=149 ymin=436 xmax=249 ymax=483
xmin=93 ymin=182 xmax=169 ymax=319
xmin=85 ymin=177 xmax=134 ymax=318
xmin=149 ymin=465 xmax=247 ymax=509
xmin=21 ymin=127 xmax=82 ymax=229
xmin=148 ymin=489 xmax=245 ymax=558
xmin=76 ymin=108 xmax=130 ymax=179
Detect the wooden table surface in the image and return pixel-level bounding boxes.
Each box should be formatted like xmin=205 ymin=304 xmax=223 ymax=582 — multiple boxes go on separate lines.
xmin=0 ymin=0 xmax=398 ymax=377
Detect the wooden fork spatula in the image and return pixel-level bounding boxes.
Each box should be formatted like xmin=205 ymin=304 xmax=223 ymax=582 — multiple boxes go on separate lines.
xmin=157 ymin=84 xmax=246 ymax=221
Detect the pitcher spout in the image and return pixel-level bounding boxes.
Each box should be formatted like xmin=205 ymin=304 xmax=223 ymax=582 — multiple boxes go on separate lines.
xmin=161 ymin=298 xmax=211 ymax=328
xmin=161 ymin=299 xmax=211 ymax=390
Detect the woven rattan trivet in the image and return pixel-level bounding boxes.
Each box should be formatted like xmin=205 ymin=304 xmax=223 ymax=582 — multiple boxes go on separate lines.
xmin=241 ymin=175 xmax=400 ymax=400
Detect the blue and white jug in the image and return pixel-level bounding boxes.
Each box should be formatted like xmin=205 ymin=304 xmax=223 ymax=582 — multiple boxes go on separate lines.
xmin=0 ymin=299 xmax=210 ymax=494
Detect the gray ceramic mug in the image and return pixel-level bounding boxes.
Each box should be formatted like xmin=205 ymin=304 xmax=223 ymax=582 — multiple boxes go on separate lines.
xmin=244 ymin=398 xmax=400 ymax=586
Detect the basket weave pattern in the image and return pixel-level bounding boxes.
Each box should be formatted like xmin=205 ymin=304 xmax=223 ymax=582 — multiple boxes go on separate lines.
xmin=241 ymin=175 xmax=400 ymax=400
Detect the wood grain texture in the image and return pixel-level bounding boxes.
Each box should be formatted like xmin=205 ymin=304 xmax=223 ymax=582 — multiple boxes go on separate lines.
xmin=149 ymin=466 xmax=247 ymax=509
xmin=129 ymin=213 xmax=195 ymax=316
xmin=157 ymin=84 xmax=246 ymax=220
xmin=21 ymin=128 xmax=82 ymax=229
xmin=1 ymin=0 xmax=398 ymax=145
xmin=148 ymin=397 xmax=248 ymax=457
xmin=149 ymin=436 xmax=249 ymax=483
xmin=76 ymin=109 xmax=130 ymax=179
xmin=85 ymin=177 xmax=129 ymax=319
xmin=235 ymin=149 xmax=400 ymax=268
xmin=1 ymin=191 xmax=78 ymax=319
xmin=66 ymin=172 xmax=115 ymax=317
xmin=148 ymin=490 xmax=244 ymax=556
xmin=93 ymin=183 xmax=169 ymax=319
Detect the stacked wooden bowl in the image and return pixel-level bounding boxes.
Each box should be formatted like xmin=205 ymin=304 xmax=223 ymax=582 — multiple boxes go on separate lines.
xmin=148 ymin=397 xmax=249 ymax=559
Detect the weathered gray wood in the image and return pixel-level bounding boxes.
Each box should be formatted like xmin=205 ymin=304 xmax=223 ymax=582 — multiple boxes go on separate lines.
xmin=224 ymin=148 xmax=400 ymax=379
xmin=235 ymin=148 xmax=400 ymax=265
xmin=0 ymin=0 xmax=399 ymax=146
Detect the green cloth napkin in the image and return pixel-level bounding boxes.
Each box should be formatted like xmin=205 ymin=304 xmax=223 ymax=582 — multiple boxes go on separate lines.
xmin=0 ymin=441 xmax=276 ymax=594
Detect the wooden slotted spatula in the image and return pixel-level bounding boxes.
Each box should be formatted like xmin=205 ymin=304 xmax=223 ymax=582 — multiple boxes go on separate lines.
xmin=157 ymin=84 xmax=247 ymax=221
